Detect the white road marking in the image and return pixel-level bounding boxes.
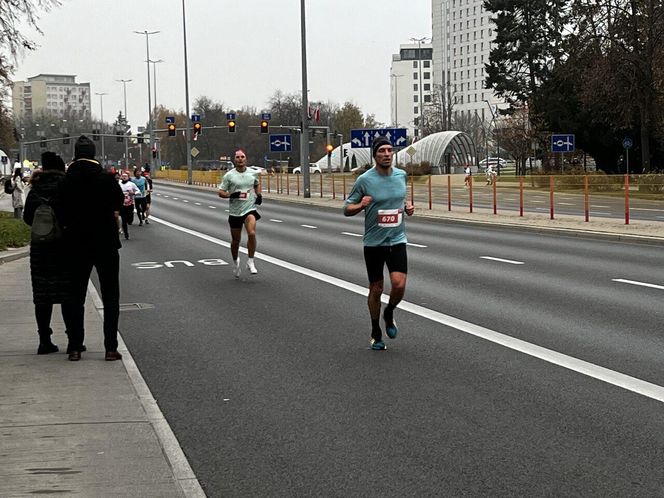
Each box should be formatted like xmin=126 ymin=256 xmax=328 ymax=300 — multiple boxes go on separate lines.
xmin=558 ymin=202 xmax=574 ymax=206
xmin=183 ymin=200 xmax=189 ymax=203
xmin=613 ymin=279 xmax=664 ymax=291
xmin=150 ymin=215 xmax=664 ymax=405
xmin=341 ymin=232 xmax=363 ymax=237
xmin=301 ymin=224 xmax=317 ymax=229
xmin=407 ymin=242 xmax=428 ymax=248
xmin=208 ymin=206 xmax=216 ymax=209
xmin=270 ymin=219 xmax=284 ymax=223
xmin=195 ymin=202 xmax=202 ymax=206
xmin=531 ymin=200 xmax=545 ymax=203
xmin=480 ymin=256 xmax=525 ymax=265
xmin=225 ymin=209 xmax=229 ymax=212
xmin=631 ymin=207 xmax=664 ymax=212
xmin=591 ymin=205 xmax=610 ymax=209
xmin=591 ymin=212 xmax=612 ymax=216
xmin=172 ymin=197 xmax=179 ymax=200
xmin=163 ymin=195 xmax=169 ymax=198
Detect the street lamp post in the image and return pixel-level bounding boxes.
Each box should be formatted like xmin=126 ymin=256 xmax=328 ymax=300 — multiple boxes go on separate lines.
xmin=149 ymin=59 xmax=164 ymax=170
xmin=94 ymin=92 xmax=107 ymax=163
xmin=116 ymin=79 xmax=132 ymax=169
xmin=134 ymin=29 xmax=159 ymax=173
xmin=181 ymin=0 xmax=193 ymax=185
xmin=410 ymin=36 xmax=430 ymax=140
xmin=390 ymin=73 xmax=403 ymax=128
xmin=300 ymin=0 xmax=311 ymax=198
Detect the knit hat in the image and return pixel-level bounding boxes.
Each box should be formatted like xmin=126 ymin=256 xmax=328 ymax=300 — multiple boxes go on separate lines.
xmin=372 ymin=136 xmax=391 ymax=157
xmin=74 ymin=135 xmax=96 ymax=159
xmin=41 ymin=151 xmax=65 ymax=172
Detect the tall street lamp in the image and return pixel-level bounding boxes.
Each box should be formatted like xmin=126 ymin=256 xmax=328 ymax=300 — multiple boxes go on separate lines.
xmin=390 ymin=73 xmax=403 ymax=127
xmin=181 ymin=0 xmax=193 ymax=184
xmin=134 ymin=29 xmax=159 ymax=173
xmin=410 ymin=36 xmax=430 ymax=139
xmin=148 ymin=59 xmax=164 ymax=116
xmin=300 ymin=0 xmax=311 ymax=198
xmin=116 ymin=79 xmax=132 ymax=169
xmin=94 ymin=92 xmax=107 ymax=163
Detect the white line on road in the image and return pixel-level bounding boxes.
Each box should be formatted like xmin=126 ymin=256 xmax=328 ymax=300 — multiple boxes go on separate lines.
xmin=172 ymin=197 xmax=179 ymax=200
xmin=613 ymin=279 xmax=664 ymax=291
xmin=150 ymin=215 xmax=664 ymax=405
xmin=341 ymin=232 xmax=363 ymax=237
xmin=480 ymin=256 xmax=525 ymax=265
xmin=407 ymin=242 xmax=428 ymax=248
xmin=183 ymin=200 xmax=189 ymax=203
xmin=301 ymin=224 xmax=318 ymax=229
xmin=195 ymin=202 xmax=201 ymax=206
xmin=591 ymin=205 xmax=610 ymax=209
xmin=630 ymin=207 xmax=664 ymax=212
xmin=270 ymin=219 xmax=284 ymax=223
xmin=208 ymin=206 xmax=216 ymax=209
xmin=558 ymin=202 xmax=575 ymax=206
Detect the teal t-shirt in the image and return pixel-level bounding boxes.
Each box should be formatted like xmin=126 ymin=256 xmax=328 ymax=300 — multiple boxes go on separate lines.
xmin=131 ymin=176 xmax=146 ymax=198
xmin=219 ymin=168 xmax=259 ymax=217
xmin=344 ymin=167 xmax=408 ymax=247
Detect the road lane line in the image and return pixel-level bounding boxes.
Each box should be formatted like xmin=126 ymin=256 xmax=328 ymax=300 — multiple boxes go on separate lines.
xmin=631 ymin=208 xmax=664 ymax=212
xmin=613 ymin=278 xmax=664 ymax=291
xmin=591 ymin=205 xmax=610 ymax=209
xmin=558 ymin=202 xmax=574 ymax=206
xmin=208 ymin=206 xmax=216 ymax=209
xmin=301 ymin=224 xmax=318 ymax=229
xmin=341 ymin=232 xmax=363 ymax=237
xmin=195 ymin=202 xmax=201 ymax=206
xmin=270 ymin=219 xmax=284 ymax=223
xmin=150 ymin=215 xmax=664 ymax=405
xmin=481 ymin=256 xmax=525 ymax=265
xmin=407 ymin=243 xmax=428 ymax=248
xmin=183 ymin=200 xmax=189 ymax=203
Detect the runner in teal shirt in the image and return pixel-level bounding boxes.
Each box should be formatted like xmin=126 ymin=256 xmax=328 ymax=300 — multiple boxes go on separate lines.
xmin=344 ymin=137 xmax=414 ymax=350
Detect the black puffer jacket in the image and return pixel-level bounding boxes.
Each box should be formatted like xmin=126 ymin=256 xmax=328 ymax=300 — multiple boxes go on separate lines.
xmin=23 ymin=170 xmax=71 ymax=304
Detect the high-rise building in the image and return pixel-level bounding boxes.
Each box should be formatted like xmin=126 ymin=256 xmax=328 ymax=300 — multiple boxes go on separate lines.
xmin=390 ymin=42 xmax=433 ymax=139
xmin=12 ymin=74 xmax=91 ymax=120
xmin=431 ymin=0 xmax=503 ymax=123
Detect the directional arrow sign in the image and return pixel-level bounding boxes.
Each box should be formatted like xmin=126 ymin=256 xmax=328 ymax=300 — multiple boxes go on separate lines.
xmin=551 ymin=134 xmax=575 ymax=153
xmin=350 ymin=128 xmax=408 ymax=148
xmin=269 ymin=134 xmax=292 ymax=152
xmin=165 ymin=116 xmax=175 ymax=124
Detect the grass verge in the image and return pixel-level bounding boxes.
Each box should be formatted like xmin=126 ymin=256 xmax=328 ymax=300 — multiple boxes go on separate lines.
xmin=0 ymin=211 xmax=30 ymax=251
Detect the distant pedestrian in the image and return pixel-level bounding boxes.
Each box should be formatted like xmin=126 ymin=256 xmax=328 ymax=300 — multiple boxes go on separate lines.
xmin=118 ymin=172 xmax=139 ymax=240
xmin=131 ymin=168 xmax=148 ymax=226
xmin=23 ymin=152 xmax=72 ymax=354
xmin=142 ymin=168 xmax=153 ymax=224
xmin=218 ymin=149 xmax=262 ymax=277
xmin=60 ymin=135 xmax=124 ymax=361
xmin=464 ymin=164 xmax=472 ymax=188
xmin=11 ymin=168 xmax=24 ymax=219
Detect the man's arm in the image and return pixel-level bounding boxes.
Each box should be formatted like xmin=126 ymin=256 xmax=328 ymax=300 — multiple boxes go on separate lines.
xmin=344 ymin=195 xmax=372 ymax=217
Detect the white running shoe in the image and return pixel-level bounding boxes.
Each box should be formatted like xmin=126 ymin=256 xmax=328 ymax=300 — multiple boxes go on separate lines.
xmin=233 ymin=259 xmax=241 ymax=279
xmin=246 ymin=259 xmax=258 ymax=275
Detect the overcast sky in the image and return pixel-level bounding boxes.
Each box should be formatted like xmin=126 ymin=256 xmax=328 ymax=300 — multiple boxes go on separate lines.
xmin=13 ymin=0 xmax=431 ymax=131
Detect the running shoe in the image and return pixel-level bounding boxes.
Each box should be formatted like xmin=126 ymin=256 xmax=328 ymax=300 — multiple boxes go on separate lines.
xmin=233 ymin=259 xmax=241 ymax=279
xmin=385 ymin=320 xmax=398 ymax=339
xmin=247 ymin=259 xmax=258 ymax=275
xmin=370 ymin=339 xmax=386 ymax=351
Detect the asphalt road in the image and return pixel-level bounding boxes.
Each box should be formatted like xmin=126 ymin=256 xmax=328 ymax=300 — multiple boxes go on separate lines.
xmin=113 ymin=182 xmax=664 ymax=497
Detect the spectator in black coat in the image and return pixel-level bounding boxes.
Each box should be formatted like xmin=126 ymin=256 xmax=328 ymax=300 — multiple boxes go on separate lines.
xmin=60 ymin=136 xmax=124 ymax=361
xmin=24 ymin=152 xmax=71 ymax=354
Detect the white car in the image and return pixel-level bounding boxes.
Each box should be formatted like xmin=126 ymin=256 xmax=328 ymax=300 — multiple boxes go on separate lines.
xmin=293 ymin=164 xmax=321 ymax=174
xmin=478 ymin=157 xmax=509 ymax=169
xmin=247 ymin=166 xmax=268 ymax=175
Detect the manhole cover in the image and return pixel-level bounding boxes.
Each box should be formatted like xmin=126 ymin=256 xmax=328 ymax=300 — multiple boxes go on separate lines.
xmin=119 ymin=303 xmax=155 ymax=312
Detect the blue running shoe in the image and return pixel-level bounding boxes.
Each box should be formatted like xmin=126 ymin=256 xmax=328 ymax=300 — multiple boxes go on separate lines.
xmin=385 ymin=320 xmax=398 ymax=339
xmin=370 ymin=339 xmax=386 ymax=351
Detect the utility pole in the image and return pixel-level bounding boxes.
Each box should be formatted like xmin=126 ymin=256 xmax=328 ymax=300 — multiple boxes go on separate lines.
xmin=300 ymin=0 xmax=311 ymax=198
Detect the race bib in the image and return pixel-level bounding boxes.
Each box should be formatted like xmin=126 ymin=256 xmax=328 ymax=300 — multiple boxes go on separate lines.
xmin=239 ymin=191 xmax=248 ymax=199
xmin=377 ymin=208 xmax=403 ymax=228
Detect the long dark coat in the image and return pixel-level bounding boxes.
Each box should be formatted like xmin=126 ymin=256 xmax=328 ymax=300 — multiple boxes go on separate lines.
xmin=23 ymin=170 xmax=71 ymax=304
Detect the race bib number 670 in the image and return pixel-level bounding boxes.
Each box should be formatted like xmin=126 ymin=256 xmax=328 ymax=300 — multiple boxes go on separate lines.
xmin=377 ymin=208 xmax=403 ymax=228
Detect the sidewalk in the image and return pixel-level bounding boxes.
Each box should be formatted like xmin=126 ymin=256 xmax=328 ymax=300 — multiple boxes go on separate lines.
xmin=0 ymin=257 xmax=204 ymax=497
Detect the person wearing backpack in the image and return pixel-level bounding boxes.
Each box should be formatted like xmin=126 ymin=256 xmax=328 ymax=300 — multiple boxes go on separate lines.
xmin=11 ymin=168 xmax=24 ymax=219
xmin=23 ymin=152 xmax=73 ymax=354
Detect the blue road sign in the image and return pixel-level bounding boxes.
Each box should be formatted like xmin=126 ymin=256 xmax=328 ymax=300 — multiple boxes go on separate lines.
xmin=191 ymin=114 xmax=201 ymax=122
xmin=350 ymin=128 xmax=408 ymax=148
xmin=269 ymin=134 xmax=292 ymax=152
xmin=551 ymin=134 xmax=575 ymax=153
xmin=261 ymin=113 xmax=272 ymax=121
xmin=622 ymin=137 xmax=633 ymax=150
xmin=165 ymin=116 xmax=175 ymax=124
xmin=226 ymin=112 xmax=236 ymax=121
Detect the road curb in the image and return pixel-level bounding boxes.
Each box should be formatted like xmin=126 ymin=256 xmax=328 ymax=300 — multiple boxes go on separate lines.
xmin=0 ymin=246 xmax=29 ymax=264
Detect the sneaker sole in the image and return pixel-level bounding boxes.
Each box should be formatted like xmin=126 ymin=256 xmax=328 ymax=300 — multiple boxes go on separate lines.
xmin=385 ymin=321 xmax=398 ymax=339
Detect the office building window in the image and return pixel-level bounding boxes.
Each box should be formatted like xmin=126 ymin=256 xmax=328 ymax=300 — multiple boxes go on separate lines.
xmin=414 ymin=106 xmax=419 ymax=114
xmin=424 ymin=83 xmax=430 ymax=91
xmin=424 ymin=95 xmax=431 ymax=103
xmin=414 ymin=95 xmax=419 ymax=103
xmin=424 ymin=72 xmax=430 ymax=80
xmin=413 ymin=61 xmax=418 ymax=68
xmin=424 ymin=61 xmax=430 ymax=68
xmin=413 ymin=72 xmax=418 ymax=80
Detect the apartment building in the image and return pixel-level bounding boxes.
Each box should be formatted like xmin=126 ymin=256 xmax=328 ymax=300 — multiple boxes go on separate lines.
xmin=12 ymin=74 xmax=91 ymax=120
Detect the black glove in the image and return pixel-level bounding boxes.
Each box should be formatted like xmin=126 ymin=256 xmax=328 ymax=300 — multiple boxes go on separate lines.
xmin=255 ymin=194 xmax=262 ymax=205
xmin=229 ymin=191 xmax=241 ymax=199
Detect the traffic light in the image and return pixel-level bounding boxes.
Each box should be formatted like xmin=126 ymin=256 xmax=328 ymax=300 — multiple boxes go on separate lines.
xmin=167 ymin=123 xmax=176 ymax=137
xmin=228 ymin=120 xmax=236 ymax=133
xmin=260 ymin=120 xmax=269 ymax=134
xmin=63 ymin=133 xmax=70 ymax=145
xmin=193 ymin=122 xmax=202 ymax=135
xmin=326 ymin=144 xmax=334 ymax=157
xmin=92 ymin=129 xmax=100 ymax=141
xmin=137 ymin=133 xmax=144 ymax=144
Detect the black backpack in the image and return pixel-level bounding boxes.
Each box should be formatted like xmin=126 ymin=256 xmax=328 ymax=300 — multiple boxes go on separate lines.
xmin=31 ymin=196 xmax=63 ymax=244
xmin=4 ymin=178 xmax=14 ymax=194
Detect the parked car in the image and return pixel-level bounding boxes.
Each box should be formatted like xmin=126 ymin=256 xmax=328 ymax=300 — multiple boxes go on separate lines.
xmin=293 ymin=163 xmax=321 ymax=174
xmin=247 ymin=165 xmax=268 ymax=175
xmin=478 ymin=157 xmax=510 ymax=169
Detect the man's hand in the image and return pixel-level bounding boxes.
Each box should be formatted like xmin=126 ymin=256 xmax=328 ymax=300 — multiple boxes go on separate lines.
xmin=360 ymin=195 xmax=373 ymax=208
xmin=405 ymin=202 xmax=414 ymax=216
xmin=255 ymin=193 xmax=262 ymax=205
xmin=229 ymin=191 xmax=241 ymax=199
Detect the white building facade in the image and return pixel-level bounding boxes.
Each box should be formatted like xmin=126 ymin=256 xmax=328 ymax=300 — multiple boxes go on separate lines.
xmin=390 ymin=42 xmax=433 ymax=139
xmin=12 ymin=74 xmax=91 ymax=120
xmin=431 ymin=0 xmax=503 ymax=123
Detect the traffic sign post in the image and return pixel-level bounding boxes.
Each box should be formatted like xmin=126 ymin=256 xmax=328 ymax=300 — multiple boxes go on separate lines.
xmin=623 ymin=136 xmax=633 ymax=175
xmin=350 ymin=128 xmax=408 ymax=149
xmin=551 ymin=134 xmax=575 ymax=153
xmin=269 ymin=134 xmax=292 ymax=153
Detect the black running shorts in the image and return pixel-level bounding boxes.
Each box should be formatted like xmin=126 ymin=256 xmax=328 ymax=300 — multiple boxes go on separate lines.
xmin=363 ymin=243 xmax=408 ymax=283
xmin=228 ymin=210 xmax=261 ymax=229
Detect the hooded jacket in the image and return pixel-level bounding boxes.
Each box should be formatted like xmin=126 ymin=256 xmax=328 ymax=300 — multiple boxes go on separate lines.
xmin=60 ymin=158 xmax=123 ymax=250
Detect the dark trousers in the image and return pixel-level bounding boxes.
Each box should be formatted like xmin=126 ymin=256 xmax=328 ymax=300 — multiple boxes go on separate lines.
xmin=65 ymin=249 xmax=120 ymax=352
xmin=120 ymin=205 xmax=134 ymax=237
xmin=135 ymin=198 xmax=147 ymax=222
